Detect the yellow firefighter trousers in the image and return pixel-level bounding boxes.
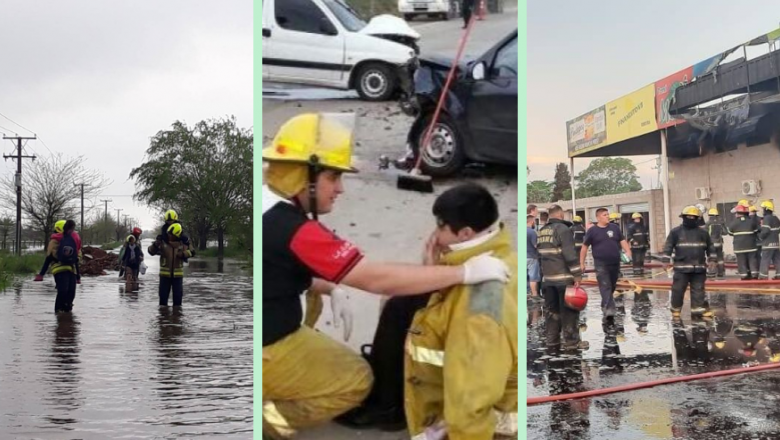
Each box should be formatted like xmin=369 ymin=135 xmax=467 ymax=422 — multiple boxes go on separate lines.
xmin=262 ymin=326 xmax=373 ymax=438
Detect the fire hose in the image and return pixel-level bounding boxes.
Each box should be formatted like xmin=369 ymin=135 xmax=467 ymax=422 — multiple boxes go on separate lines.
xmin=527 ymin=362 xmax=780 ymax=406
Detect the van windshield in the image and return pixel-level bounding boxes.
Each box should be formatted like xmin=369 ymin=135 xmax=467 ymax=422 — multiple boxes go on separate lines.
xmin=322 ymin=0 xmax=367 ymax=32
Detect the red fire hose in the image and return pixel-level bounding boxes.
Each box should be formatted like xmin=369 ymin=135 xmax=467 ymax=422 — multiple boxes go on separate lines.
xmin=528 ymin=362 xmax=780 ymax=406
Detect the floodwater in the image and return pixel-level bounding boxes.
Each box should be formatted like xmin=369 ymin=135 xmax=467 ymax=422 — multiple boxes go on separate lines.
xmin=527 ymin=270 xmax=780 ymax=440
xmin=0 ymin=251 xmax=253 ymax=439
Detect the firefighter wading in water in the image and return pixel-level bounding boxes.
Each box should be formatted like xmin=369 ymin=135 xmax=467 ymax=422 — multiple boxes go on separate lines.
xmin=663 ymin=206 xmax=716 ymax=317
xmin=260 ymin=113 xmax=510 ymax=439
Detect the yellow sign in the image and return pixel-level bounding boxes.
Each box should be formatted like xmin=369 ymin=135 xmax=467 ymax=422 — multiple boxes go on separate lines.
xmin=606 ymin=84 xmax=657 ymax=145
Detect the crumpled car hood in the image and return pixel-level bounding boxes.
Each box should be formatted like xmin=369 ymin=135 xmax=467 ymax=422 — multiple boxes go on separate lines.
xmin=359 ymin=14 xmax=420 ymax=40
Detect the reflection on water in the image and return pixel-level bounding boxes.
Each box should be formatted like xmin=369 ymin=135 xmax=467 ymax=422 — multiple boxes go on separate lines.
xmin=0 ymin=257 xmax=252 ymax=438
xmin=528 ymin=287 xmax=780 ymax=439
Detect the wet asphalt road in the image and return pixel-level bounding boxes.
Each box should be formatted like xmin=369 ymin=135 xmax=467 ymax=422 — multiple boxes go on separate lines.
xmin=0 ymin=248 xmax=252 ymax=439
xmin=527 ymin=270 xmax=780 ymax=440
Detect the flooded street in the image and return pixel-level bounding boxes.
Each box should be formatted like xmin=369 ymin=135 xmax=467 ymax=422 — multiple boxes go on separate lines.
xmin=527 ymin=271 xmax=780 ymax=439
xmin=0 ymin=251 xmax=253 ymax=439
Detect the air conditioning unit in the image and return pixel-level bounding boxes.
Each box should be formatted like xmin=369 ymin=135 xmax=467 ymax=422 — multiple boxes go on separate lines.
xmin=742 ymin=180 xmax=761 ymax=196
xmin=695 ymin=187 xmax=710 ymax=200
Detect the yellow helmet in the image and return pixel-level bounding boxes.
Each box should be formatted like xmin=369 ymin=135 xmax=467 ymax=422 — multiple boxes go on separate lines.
xmin=680 ymin=205 xmax=701 ymax=217
xmin=631 ymin=212 xmax=642 ymax=219
xmin=761 ymin=200 xmax=775 ymax=211
xmin=126 ymin=235 xmax=135 ymax=243
xmin=164 ymin=209 xmax=178 ymax=221
xmin=771 ymin=352 xmax=780 ymax=363
xmin=609 ymin=213 xmax=620 ymax=220
xmin=573 ymin=215 xmax=583 ymax=223
xmin=167 ymin=223 xmax=182 ymax=238
xmin=708 ymin=208 xmax=719 ymax=216
xmin=262 ymin=113 xmax=358 ymax=173
xmin=714 ymin=341 xmax=726 ymax=350
xmin=54 ymin=220 xmax=66 ymax=233
xmin=750 ymin=205 xmax=758 ymax=213
xmin=738 ymin=199 xmax=750 ymax=207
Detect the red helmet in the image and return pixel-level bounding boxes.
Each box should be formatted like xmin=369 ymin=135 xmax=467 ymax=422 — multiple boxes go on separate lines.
xmin=735 ymin=205 xmax=749 ymax=214
xmin=564 ymin=286 xmax=588 ymax=311
xmin=132 ymin=227 xmax=142 ymax=236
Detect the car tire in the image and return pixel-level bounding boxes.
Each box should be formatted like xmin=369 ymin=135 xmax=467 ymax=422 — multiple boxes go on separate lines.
xmin=412 ymin=113 xmax=465 ymax=177
xmin=355 ymin=63 xmax=396 ymax=102
xmin=404 ymin=14 xmax=413 ymax=21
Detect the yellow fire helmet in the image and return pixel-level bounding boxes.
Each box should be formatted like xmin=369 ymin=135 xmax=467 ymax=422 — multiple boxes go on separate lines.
xmin=680 ymin=205 xmax=702 ymax=217
xmin=708 ymin=208 xmax=719 ymax=216
xmin=164 ymin=209 xmax=178 ymax=221
xmin=167 ymin=223 xmax=182 ymax=238
xmin=573 ymin=215 xmax=583 ymax=223
xmin=54 ymin=220 xmax=66 ymax=233
xmin=609 ymin=213 xmax=620 ymax=220
xmin=738 ymin=199 xmax=750 ymax=207
xmin=631 ymin=212 xmax=642 ymax=219
xmin=750 ymin=205 xmax=758 ymax=213
xmin=761 ymin=200 xmax=775 ymax=211
xmin=262 ymin=113 xmax=359 ymax=173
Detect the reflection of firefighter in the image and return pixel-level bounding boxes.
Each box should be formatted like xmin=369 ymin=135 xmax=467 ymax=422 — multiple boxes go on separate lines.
xmin=706 ymin=208 xmax=726 ymax=278
xmin=601 ymin=321 xmax=623 ymax=373
xmin=627 ymin=213 xmax=649 ymax=276
xmin=734 ymin=323 xmax=762 ymax=358
xmin=546 ymin=354 xmax=590 ymax=439
xmin=631 ymin=291 xmax=652 ymax=334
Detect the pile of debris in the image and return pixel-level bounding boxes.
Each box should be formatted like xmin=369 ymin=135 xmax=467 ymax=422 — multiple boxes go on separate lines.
xmin=80 ymin=246 xmax=120 ymax=276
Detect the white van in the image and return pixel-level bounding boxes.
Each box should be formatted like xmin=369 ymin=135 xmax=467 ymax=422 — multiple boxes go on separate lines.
xmin=262 ymin=0 xmax=421 ymax=101
xmin=398 ymin=0 xmax=459 ymax=21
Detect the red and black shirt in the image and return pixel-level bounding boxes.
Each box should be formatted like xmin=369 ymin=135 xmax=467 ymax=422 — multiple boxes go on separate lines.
xmin=263 ymin=201 xmax=363 ymax=346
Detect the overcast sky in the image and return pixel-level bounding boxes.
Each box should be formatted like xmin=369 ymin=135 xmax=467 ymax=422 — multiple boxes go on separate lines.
xmin=529 ymin=0 xmax=780 ymax=187
xmin=0 ymin=1 xmax=251 ymax=232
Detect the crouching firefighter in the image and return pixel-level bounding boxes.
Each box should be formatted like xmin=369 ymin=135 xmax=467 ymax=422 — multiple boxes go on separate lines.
xmin=537 ymin=204 xmax=585 ymax=352
xmin=261 ymin=113 xmax=510 ymax=439
xmin=663 ymin=206 xmax=716 ymax=317
xmin=728 ymin=204 xmax=759 ymax=280
xmin=758 ymin=200 xmax=780 ymax=280
xmin=706 ymin=208 xmax=726 ymax=278
xmin=148 ymin=223 xmax=192 ymax=306
xmin=627 ymin=212 xmax=649 ymax=275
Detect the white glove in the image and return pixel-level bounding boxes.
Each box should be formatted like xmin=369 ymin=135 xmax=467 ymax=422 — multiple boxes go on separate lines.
xmin=330 ymin=287 xmax=354 ymax=342
xmin=462 ymin=252 xmax=510 ymax=284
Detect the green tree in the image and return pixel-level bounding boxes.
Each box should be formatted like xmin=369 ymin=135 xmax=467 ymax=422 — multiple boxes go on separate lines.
xmin=130 ymin=116 xmax=253 ymax=257
xmin=575 ymin=157 xmax=642 ymax=198
xmin=551 ymin=163 xmax=571 ymax=202
xmin=527 ymin=180 xmax=553 ymax=204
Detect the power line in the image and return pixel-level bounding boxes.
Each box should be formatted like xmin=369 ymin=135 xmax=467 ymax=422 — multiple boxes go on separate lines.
xmin=0 ymin=112 xmax=35 ymax=136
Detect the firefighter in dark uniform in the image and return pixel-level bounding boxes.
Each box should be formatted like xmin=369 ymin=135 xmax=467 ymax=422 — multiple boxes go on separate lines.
xmin=626 ymin=212 xmax=649 ymax=276
xmin=706 ymin=208 xmax=726 ymax=278
xmin=728 ymin=204 xmax=759 ymax=280
xmin=758 ymin=200 xmax=780 ymax=279
xmin=571 ymin=215 xmax=586 ymax=257
xmin=751 ymin=205 xmax=763 ymax=269
xmin=663 ymin=206 xmax=715 ymax=318
xmin=538 ymin=204 xmax=584 ymax=352
xmin=261 ymin=113 xmax=510 ymax=438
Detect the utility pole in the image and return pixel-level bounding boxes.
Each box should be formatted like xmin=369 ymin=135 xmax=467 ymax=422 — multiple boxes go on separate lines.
xmin=75 ymin=183 xmax=85 ymax=231
xmin=115 ymin=208 xmax=123 ymax=241
xmin=122 ymin=214 xmax=129 ymax=229
xmin=3 ymin=135 xmax=36 ymax=255
xmin=100 ymin=199 xmax=111 ymax=243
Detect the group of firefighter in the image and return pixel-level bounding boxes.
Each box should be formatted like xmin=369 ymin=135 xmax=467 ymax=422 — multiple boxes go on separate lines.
xmin=537 ymin=198 xmax=780 ymax=354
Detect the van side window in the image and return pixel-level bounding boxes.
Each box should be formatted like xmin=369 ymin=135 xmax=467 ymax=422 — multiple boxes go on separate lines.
xmin=276 ymin=0 xmax=330 ymax=35
xmin=491 ymin=36 xmax=517 ymax=78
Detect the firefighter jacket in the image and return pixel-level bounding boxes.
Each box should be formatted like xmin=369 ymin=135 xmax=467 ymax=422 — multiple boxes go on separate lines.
xmin=663 ymin=225 xmax=715 ymax=273
xmin=627 ymin=222 xmax=650 ymax=249
xmin=537 ymin=218 xmax=582 ymax=285
xmin=759 ymin=214 xmax=780 ymax=250
xmin=404 ymin=226 xmax=517 ymax=440
xmin=728 ymin=215 xmax=759 ymax=253
xmin=706 ymin=218 xmax=726 ymax=247
xmin=148 ymin=238 xmax=192 ymax=278
xmin=571 ymin=223 xmax=586 ymax=248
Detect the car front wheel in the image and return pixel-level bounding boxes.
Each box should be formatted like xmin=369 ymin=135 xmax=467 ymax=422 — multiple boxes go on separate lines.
xmin=355 ymin=63 xmax=396 ymax=101
xmin=412 ymin=113 xmax=465 ymax=177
